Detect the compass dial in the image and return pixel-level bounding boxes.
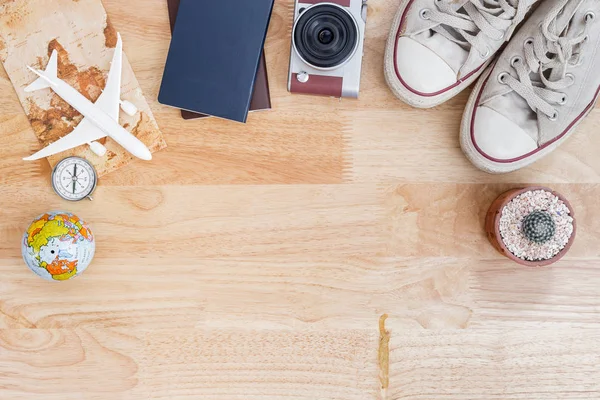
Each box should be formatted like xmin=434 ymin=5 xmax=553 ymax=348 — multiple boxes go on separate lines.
xmin=51 ymin=157 xmax=97 ymax=201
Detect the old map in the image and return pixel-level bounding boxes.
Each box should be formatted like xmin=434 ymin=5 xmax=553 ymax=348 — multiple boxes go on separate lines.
xmin=0 ymin=0 xmax=167 ymax=176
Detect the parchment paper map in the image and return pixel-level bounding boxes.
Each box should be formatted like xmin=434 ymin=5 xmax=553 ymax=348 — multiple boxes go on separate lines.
xmin=0 ymin=0 xmax=167 ymax=176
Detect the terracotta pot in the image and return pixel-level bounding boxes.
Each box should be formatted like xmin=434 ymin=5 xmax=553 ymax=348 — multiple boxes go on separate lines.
xmin=485 ymin=186 xmax=577 ymax=267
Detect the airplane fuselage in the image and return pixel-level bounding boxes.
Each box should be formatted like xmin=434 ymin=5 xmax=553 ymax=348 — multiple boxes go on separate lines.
xmin=45 ymin=76 xmax=152 ymax=161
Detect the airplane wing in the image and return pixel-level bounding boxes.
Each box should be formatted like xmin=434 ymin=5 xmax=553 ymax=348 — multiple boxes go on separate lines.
xmin=23 ymin=34 xmax=125 ymax=161
xmin=94 ymin=32 xmax=123 ymax=121
xmin=23 ymin=119 xmax=106 ymax=161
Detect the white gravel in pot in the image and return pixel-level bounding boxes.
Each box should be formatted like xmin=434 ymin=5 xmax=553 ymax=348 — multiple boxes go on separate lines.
xmin=499 ymin=189 xmax=574 ymax=262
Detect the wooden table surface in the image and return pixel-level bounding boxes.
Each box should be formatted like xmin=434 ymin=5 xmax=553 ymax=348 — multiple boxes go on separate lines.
xmin=1 ymin=0 xmax=599 ymax=399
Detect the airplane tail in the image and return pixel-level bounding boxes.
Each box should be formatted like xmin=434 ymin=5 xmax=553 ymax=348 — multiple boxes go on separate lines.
xmin=24 ymin=50 xmax=58 ymax=92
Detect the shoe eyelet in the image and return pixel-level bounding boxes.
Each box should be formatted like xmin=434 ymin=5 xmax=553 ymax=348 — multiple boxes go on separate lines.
xmin=584 ymin=35 xmax=590 ymax=42
xmin=548 ymin=111 xmax=559 ymax=121
xmin=510 ymin=56 xmax=522 ymax=67
xmin=566 ymin=73 xmax=575 ymax=85
xmin=420 ymin=9 xmax=431 ymax=19
xmin=524 ymin=37 xmax=534 ymax=46
xmin=558 ymin=94 xmax=567 ymax=105
xmin=585 ymin=11 xmax=595 ymax=22
xmin=497 ymin=72 xmax=509 ymax=84
xmin=480 ymin=47 xmax=491 ymax=58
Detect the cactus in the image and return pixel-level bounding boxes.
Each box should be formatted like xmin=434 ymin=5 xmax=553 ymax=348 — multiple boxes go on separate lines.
xmin=522 ymin=211 xmax=556 ymax=244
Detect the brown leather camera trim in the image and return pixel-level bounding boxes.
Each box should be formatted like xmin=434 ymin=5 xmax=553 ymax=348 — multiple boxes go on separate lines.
xmin=301 ymin=0 xmax=351 ymax=6
xmin=290 ymin=74 xmax=343 ymax=97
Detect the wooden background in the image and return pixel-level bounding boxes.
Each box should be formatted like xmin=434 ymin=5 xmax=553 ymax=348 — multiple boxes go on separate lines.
xmin=1 ymin=0 xmax=599 ymax=399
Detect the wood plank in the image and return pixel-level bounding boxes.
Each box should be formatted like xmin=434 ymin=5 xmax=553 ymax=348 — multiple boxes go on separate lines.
xmin=387 ymin=330 xmax=600 ymax=400
xmin=2 ymin=256 xmax=598 ymax=331
xmin=1 ymin=328 xmax=597 ymax=399
xmin=0 ymin=184 xmax=385 ymax=259
xmin=384 ymin=184 xmax=600 ymax=258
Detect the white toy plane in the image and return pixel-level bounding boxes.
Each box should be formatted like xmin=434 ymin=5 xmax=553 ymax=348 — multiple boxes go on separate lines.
xmin=23 ymin=33 xmax=152 ymax=161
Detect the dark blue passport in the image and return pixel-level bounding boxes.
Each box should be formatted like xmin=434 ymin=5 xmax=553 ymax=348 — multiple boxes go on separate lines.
xmin=158 ymin=0 xmax=274 ymax=123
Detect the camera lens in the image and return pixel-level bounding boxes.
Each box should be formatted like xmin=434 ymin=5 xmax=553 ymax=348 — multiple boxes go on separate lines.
xmin=318 ymin=29 xmax=334 ymax=45
xmin=293 ymin=4 xmax=358 ymax=69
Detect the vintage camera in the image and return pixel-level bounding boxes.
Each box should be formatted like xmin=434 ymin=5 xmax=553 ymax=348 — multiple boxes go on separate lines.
xmin=288 ymin=0 xmax=368 ymax=98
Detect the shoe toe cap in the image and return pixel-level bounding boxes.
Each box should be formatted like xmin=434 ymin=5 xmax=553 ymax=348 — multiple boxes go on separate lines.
xmin=395 ymin=37 xmax=457 ymax=93
xmin=473 ymin=106 xmax=538 ymax=160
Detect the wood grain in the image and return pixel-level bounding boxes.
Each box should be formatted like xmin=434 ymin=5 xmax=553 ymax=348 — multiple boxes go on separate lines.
xmin=0 ymin=0 xmax=599 ymax=398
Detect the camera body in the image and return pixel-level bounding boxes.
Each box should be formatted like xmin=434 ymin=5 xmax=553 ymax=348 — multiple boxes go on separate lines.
xmin=288 ymin=0 xmax=368 ymax=98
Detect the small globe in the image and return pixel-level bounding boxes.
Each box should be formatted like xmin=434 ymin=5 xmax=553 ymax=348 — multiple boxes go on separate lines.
xmin=22 ymin=211 xmax=95 ymax=281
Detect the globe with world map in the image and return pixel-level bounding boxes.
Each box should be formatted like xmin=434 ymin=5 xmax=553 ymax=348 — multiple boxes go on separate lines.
xmin=22 ymin=211 xmax=95 ymax=281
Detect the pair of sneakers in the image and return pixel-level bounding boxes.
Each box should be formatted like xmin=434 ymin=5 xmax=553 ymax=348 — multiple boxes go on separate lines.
xmin=384 ymin=0 xmax=600 ymax=174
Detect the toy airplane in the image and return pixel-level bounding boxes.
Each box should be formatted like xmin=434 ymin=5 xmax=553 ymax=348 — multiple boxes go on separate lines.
xmin=23 ymin=33 xmax=152 ymax=161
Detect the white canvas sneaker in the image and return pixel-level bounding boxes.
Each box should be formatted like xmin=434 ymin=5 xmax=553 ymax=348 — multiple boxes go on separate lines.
xmin=384 ymin=0 xmax=540 ymax=108
xmin=461 ymin=0 xmax=600 ymax=173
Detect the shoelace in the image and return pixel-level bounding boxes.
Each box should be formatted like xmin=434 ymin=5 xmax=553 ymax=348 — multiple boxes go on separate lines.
xmin=500 ymin=0 xmax=592 ymax=120
xmin=423 ymin=0 xmax=529 ymax=58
